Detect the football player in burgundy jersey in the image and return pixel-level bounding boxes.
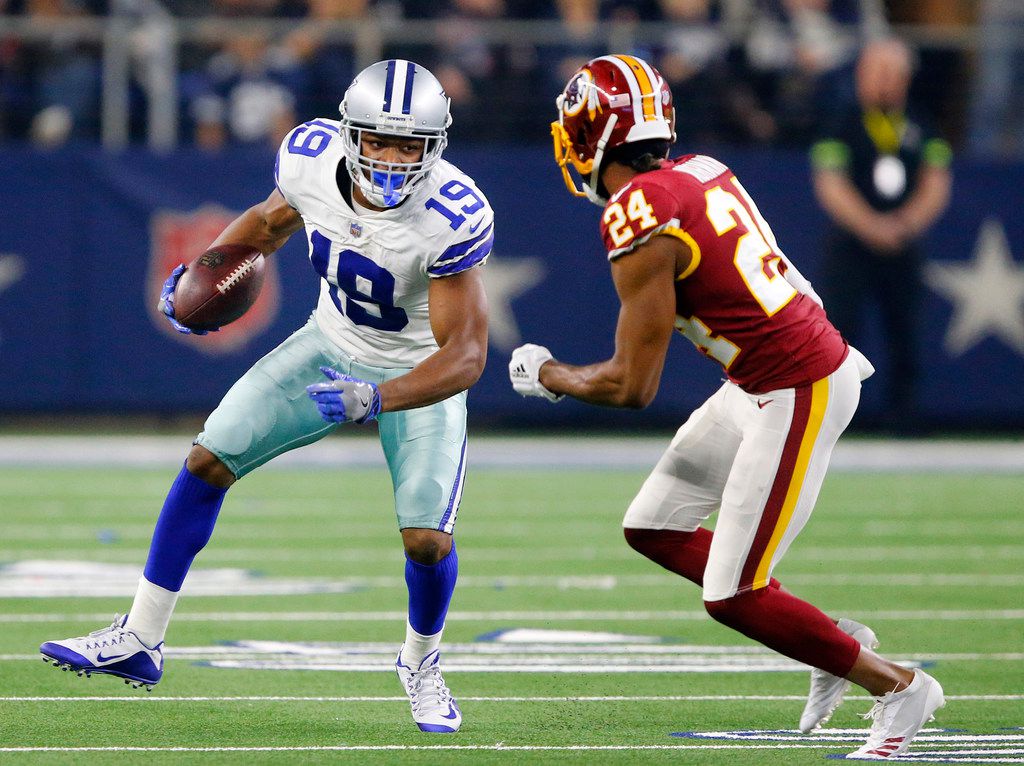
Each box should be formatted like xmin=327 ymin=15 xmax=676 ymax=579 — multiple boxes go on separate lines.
xmin=509 ymin=55 xmax=944 ymax=759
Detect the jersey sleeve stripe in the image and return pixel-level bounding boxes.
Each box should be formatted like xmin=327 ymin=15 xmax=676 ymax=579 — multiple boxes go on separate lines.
xmin=434 ymin=223 xmax=494 ymax=264
xmin=428 ymin=230 xmax=494 ymax=276
xmin=662 ymin=227 xmax=702 ymax=280
xmin=607 ymin=218 xmax=683 ymax=261
xmin=923 ymin=138 xmax=953 ymax=167
xmin=810 ymin=139 xmax=851 ymax=170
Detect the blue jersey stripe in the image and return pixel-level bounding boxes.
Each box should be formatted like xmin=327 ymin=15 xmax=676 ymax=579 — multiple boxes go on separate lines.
xmin=382 ymin=60 xmax=396 ymax=112
xmin=428 ymin=232 xmax=493 ymax=276
xmin=433 ymin=223 xmax=494 ymax=264
xmin=402 ymin=61 xmax=416 ymax=114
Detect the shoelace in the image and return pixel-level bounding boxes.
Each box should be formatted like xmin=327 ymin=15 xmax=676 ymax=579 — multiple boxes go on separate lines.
xmin=87 ymin=614 xmax=125 ymax=637
xmin=861 ymin=700 xmax=885 ymax=723
xmin=859 ymin=696 xmax=896 ymax=748
xmin=407 ymin=666 xmax=452 ymax=714
xmin=83 ymin=615 xmax=127 ymax=650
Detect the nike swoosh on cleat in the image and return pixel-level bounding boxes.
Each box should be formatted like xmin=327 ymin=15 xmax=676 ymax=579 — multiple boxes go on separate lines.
xmin=95 ymin=651 xmax=131 ymax=663
xmin=441 ymin=705 xmax=459 ymax=720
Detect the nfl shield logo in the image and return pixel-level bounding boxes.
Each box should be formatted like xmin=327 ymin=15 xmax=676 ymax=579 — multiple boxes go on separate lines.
xmin=350 ymin=221 xmax=362 ymax=237
xmin=150 ymin=205 xmax=280 ymax=355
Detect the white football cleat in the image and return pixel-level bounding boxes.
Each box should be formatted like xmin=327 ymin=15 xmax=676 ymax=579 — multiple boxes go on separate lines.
xmin=40 ymin=614 xmax=163 ymax=690
xmin=396 ymin=647 xmax=461 ymax=733
xmin=847 ymin=668 xmax=945 ymax=759
xmin=799 ymin=618 xmax=879 ymax=733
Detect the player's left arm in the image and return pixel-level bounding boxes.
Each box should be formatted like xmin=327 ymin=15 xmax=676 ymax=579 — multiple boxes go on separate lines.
xmin=377 ymin=267 xmax=489 ymax=412
xmin=536 ymin=235 xmax=679 ymax=409
xmin=894 ymin=143 xmax=953 ymax=239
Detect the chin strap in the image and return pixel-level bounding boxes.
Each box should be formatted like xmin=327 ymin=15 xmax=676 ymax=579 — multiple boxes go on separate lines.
xmin=584 ymin=113 xmax=618 ymax=206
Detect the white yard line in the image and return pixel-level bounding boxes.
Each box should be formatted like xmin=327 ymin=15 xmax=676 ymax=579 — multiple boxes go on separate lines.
xmin=0 ymin=435 xmax=1022 ymax=472
xmin=6 ymin=571 xmax=1024 ymax=598
xmin=0 ymin=745 xmax=878 ymax=752
xmin=2 ymin=608 xmax=1023 ymax=623
xmin=2 ymin=651 xmax=1024 ymax=659
xmin=1 ymin=744 xmax=1022 ymax=761
xmin=0 ymin=694 xmax=1021 ymax=702
xmin=3 ymin=546 xmax=1024 ymax=564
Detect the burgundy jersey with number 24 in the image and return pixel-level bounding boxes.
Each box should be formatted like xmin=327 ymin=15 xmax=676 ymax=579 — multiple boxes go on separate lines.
xmin=599 ymin=154 xmax=848 ymax=394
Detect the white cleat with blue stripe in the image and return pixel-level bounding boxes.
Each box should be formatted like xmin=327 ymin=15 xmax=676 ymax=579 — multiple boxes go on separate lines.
xmin=40 ymin=614 xmax=163 ymax=691
xmin=396 ymin=647 xmax=462 ymax=733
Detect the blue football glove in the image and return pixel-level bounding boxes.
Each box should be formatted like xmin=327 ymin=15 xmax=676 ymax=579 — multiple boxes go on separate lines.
xmin=157 ymin=263 xmax=218 ymax=336
xmin=306 ymin=366 xmax=382 ymax=424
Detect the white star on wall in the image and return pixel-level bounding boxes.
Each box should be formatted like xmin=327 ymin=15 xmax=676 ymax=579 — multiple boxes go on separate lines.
xmin=480 ymin=255 xmax=546 ymax=351
xmin=924 ymin=218 xmax=1024 ymax=356
xmin=0 ymin=254 xmax=25 ymax=345
xmin=0 ymin=254 xmax=24 ymax=294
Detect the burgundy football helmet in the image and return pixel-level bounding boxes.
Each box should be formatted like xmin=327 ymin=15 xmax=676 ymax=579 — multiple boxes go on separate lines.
xmin=552 ymin=54 xmax=675 ymax=205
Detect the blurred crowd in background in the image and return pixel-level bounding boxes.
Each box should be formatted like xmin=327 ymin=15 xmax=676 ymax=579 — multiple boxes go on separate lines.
xmin=0 ymin=0 xmax=1022 ymax=158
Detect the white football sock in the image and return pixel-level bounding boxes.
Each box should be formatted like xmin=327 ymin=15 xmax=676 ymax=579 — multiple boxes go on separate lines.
xmin=124 ymin=576 xmax=179 ymax=647
xmin=400 ymin=621 xmax=444 ymax=669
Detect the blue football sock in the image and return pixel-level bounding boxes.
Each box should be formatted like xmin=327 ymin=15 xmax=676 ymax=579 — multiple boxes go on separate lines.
xmin=143 ymin=462 xmax=227 ymax=592
xmin=405 ymin=541 xmax=458 ymax=635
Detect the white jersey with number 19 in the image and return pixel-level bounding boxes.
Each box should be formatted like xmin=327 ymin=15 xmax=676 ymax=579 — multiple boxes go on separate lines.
xmin=275 ymin=118 xmax=494 ymax=368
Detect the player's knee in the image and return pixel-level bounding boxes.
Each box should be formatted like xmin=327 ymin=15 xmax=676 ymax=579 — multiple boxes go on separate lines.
xmin=402 ymin=528 xmax=452 ymax=565
xmin=704 ymin=595 xmax=744 ymax=629
xmin=703 ymin=591 xmax=755 ymax=627
xmin=186 ymin=444 xmax=236 ymax=489
xmin=624 ymin=527 xmax=656 ymax=556
xmin=623 ymin=526 xmax=697 ymax=563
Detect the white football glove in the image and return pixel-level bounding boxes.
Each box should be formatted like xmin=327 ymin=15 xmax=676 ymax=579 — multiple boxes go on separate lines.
xmin=509 ymin=343 xmax=563 ymax=402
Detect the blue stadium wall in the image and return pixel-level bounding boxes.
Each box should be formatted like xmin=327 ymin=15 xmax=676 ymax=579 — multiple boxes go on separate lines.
xmin=1 ymin=145 xmax=1022 ymax=430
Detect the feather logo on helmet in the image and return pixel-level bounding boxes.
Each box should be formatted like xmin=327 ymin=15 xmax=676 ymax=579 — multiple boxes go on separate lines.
xmin=561 ymin=70 xmax=594 ymax=118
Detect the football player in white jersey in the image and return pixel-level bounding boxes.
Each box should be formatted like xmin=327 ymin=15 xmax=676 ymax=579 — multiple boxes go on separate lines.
xmin=40 ymin=60 xmax=492 ymax=734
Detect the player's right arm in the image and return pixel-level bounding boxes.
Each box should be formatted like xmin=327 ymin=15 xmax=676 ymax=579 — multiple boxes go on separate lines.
xmin=537 ymin=234 xmax=682 ymax=409
xmin=208 ymin=188 xmax=304 ymax=255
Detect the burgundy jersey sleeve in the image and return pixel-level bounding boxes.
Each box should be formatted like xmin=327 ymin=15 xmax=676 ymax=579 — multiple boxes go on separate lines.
xmin=599 ymin=156 xmax=702 ymax=262
xmin=600 ymin=155 xmax=848 ymax=393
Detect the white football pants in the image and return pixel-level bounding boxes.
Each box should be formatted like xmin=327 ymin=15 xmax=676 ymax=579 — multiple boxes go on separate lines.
xmin=623 ymin=347 xmax=874 ymax=602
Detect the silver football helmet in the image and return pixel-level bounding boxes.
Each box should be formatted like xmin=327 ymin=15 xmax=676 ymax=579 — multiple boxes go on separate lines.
xmin=339 ymin=59 xmax=452 ymax=207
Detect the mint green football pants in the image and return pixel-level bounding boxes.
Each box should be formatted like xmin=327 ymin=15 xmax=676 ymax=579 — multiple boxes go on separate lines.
xmin=195 ymin=317 xmax=467 ymax=533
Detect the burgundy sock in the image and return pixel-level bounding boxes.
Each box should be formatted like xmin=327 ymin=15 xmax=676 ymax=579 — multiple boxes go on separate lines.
xmin=704 ymin=587 xmax=860 ymax=677
xmin=624 ymin=527 xmax=781 ymax=590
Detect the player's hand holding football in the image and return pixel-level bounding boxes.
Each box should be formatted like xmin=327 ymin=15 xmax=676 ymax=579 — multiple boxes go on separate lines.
xmin=509 ymin=344 xmax=563 ymax=402
xmin=306 ymin=366 xmax=382 ymax=424
xmin=158 ymin=264 xmax=219 ymax=336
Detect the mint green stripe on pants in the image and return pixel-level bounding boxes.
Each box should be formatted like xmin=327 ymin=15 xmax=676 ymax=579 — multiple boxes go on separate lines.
xmin=195 ymin=317 xmax=468 ymax=533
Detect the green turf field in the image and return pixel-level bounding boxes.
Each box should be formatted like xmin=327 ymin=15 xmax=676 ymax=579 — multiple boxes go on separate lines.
xmin=1 ymin=463 xmax=1022 ymax=764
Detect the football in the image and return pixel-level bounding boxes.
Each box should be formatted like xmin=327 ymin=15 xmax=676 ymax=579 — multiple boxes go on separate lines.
xmin=172 ymin=244 xmax=266 ymax=331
